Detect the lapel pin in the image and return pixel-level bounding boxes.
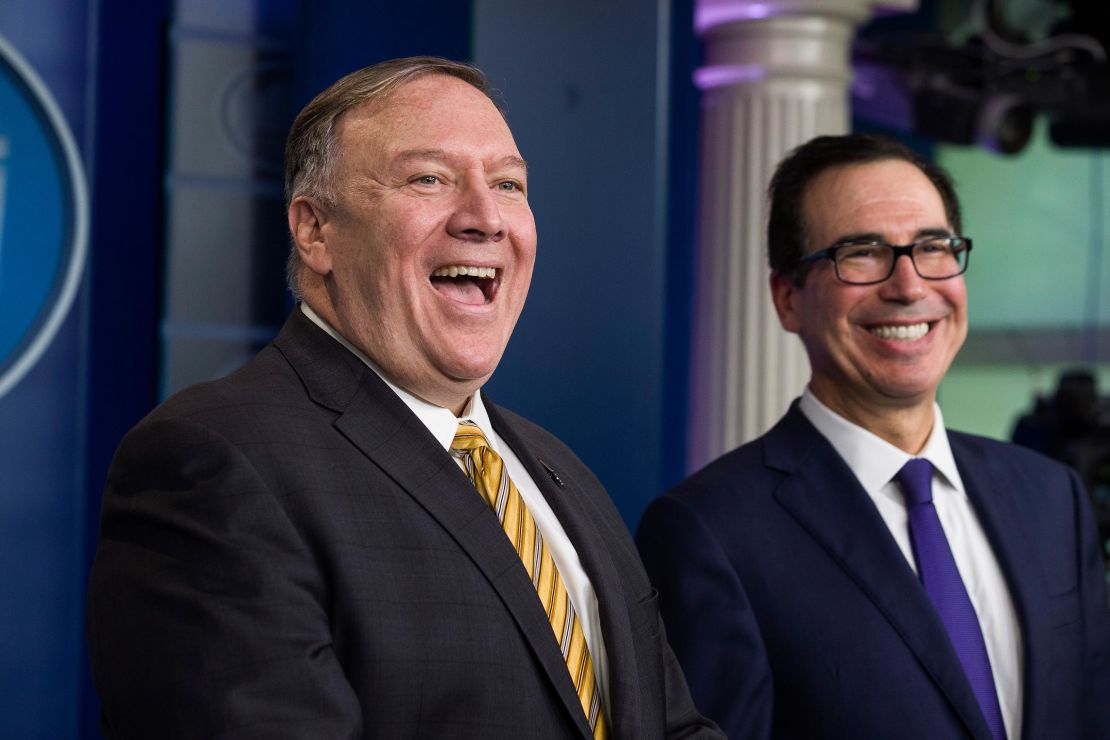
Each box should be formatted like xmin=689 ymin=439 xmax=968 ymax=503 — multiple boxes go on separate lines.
xmin=539 ymin=459 xmax=564 ymax=488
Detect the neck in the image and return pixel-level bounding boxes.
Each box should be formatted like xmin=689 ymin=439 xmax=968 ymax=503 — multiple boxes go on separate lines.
xmin=810 ymin=384 xmax=936 ymax=454
xmin=390 ymin=382 xmax=473 ymax=418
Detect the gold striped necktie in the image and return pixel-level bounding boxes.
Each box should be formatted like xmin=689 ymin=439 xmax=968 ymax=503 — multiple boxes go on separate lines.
xmin=452 ymin=421 xmax=608 ymax=739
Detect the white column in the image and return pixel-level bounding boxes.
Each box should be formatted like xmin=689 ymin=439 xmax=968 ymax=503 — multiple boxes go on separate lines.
xmin=687 ymin=0 xmax=917 ymax=472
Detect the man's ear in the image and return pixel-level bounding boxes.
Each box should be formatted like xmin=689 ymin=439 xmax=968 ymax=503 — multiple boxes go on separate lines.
xmin=770 ymin=270 xmax=802 ymax=334
xmin=288 ymin=196 xmax=334 ymax=276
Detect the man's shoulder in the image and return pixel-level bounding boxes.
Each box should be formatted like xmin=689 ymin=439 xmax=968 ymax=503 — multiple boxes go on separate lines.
xmin=145 ymin=344 xmax=303 ymax=425
xmin=675 ymin=406 xmax=815 ymax=493
xmin=946 ymin=429 xmax=1086 ymax=519
xmin=137 ymin=310 xmax=362 ymax=434
xmin=660 ymin=425 xmax=792 ymax=523
xmin=121 ymin=337 xmax=349 ymax=470
xmin=948 ymin=427 xmax=1073 ymax=475
xmin=686 ymin=437 xmax=772 ymax=485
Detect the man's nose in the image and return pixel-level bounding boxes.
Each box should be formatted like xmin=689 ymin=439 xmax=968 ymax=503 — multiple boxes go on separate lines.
xmin=447 ymin=180 xmax=504 ymax=242
xmin=880 ymin=252 xmax=927 ymax=301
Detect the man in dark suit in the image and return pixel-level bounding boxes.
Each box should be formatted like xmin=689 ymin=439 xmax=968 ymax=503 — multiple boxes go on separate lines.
xmin=637 ymin=134 xmax=1110 ymax=739
xmin=87 ymin=56 xmax=720 ymax=740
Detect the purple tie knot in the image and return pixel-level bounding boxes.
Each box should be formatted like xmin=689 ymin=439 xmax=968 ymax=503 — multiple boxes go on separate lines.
xmin=896 ymin=458 xmax=934 ymax=507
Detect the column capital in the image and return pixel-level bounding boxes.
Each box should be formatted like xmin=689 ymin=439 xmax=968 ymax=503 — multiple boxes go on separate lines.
xmin=696 ymin=0 xmax=918 ymax=35
xmin=694 ymin=0 xmax=917 ymax=90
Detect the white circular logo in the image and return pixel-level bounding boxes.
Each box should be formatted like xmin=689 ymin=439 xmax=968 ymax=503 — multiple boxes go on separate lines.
xmin=0 ymin=34 xmax=88 ymax=399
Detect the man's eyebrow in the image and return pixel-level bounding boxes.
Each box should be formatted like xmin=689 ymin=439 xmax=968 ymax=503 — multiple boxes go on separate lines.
xmin=915 ymin=226 xmax=954 ymax=239
xmin=392 ymin=148 xmax=449 ymax=164
xmin=496 ymin=155 xmax=528 ymax=174
xmin=833 ymin=226 xmax=953 ymax=244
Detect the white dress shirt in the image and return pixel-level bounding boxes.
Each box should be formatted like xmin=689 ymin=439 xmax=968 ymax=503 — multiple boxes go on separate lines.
xmin=800 ymin=388 xmax=1024 ymax=738
xmin=300 ymin=303 xmax=610 ymax=712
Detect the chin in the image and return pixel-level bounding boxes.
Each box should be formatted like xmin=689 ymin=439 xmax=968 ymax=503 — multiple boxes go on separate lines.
xmin=440 ymin=358 xmax=499 ymax=387
xmin=440 ymin=343 xmax=507 ymax=378
xmin=874 ymin=379 xmax=941 ymax=404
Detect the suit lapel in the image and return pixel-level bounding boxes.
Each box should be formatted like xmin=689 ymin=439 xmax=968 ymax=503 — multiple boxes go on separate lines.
xmin=767 ymin=405 xmax=994 ymax=740
xmin=274 ymin=312 xmax=591 ymax=738
xmin=487 ymin=400 xmax=643 ymax=739
xmin=952 ymin=434 xmax=1053 ymax=739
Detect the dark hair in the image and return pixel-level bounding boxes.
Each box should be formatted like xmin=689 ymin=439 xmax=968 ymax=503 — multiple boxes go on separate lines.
xmin=283 ymin=56 xmax=499 ymax=298
xmin=767 ymin=133 xmax=962 ymax=279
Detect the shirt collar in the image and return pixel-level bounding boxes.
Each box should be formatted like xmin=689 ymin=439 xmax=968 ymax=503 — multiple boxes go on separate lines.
xmin=799 ymin=387 xmax=964 ymax=498
xmin=299 ymin=302 xmax=486 ymax=452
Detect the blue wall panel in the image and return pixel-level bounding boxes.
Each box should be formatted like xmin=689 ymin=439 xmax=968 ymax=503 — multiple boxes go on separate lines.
xmin=82 ymin=2 xmax=173 ymax=734
xmin=473 ymin=0 xmax=697 ymax=526
xmin=0 ymin=2 xmax=92 ymax=736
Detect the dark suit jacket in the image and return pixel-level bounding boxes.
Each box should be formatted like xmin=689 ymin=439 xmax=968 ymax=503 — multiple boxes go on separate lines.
xmin=637 ymin=402 xmax=1110 ymax=739
xmin=87 ymin=310 xmax=720 ymax=740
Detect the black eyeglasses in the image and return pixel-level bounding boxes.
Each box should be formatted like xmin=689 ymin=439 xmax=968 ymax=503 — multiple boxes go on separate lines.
xmin=796 ymin=235 xmax=972 ymax=285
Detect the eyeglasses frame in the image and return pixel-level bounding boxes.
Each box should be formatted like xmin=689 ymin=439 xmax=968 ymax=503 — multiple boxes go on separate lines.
xmin=795 ymin=235 xmax=973 ymax=286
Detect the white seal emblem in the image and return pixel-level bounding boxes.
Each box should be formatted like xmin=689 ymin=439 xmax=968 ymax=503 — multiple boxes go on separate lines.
xmin=0 ymin=34 xmax=88 ymax=399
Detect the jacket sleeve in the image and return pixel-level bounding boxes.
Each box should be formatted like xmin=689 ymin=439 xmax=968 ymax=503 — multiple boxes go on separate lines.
xmin=637 ymin=494 xmax=773 ymax=740
xmin=87 ymin=416 xmax=362 ymax=739
xmin=657 ymin=613 xmax=730 ymax=739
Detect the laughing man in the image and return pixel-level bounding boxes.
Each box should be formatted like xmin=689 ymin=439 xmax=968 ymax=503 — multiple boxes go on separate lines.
xmin=88 ymin=56 xmax=720 ymax=740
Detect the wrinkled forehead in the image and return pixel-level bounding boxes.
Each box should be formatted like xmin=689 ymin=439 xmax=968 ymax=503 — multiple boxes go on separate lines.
xmin=335 ymin=74 xmax=516 ymax=159
xmin=802 ymin=160 xmax=949 ymax=247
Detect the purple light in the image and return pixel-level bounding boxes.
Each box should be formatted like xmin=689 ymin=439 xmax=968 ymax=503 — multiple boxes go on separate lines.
xmin=694 ymin=64 xmax=768 ymax=90
xmin=695 ymin=2 xmax=776 ymax=34
xmin=695 ymin=0 xmax=916 ymax=34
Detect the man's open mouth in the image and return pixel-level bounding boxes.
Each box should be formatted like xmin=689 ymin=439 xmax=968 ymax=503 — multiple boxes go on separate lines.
xmin=430 ymin=264 xmax=498 ymax=305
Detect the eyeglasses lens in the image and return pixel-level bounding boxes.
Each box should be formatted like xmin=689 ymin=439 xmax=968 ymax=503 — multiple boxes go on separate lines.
xmin=835 ymin=238 xmax=967 ymax=284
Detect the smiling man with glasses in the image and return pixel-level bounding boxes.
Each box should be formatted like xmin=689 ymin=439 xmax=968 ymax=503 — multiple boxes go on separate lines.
xmin=638 ymin=134 xmax=1110 ymax=739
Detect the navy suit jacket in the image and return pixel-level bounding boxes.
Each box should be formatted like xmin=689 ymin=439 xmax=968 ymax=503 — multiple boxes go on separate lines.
xmin=88 ymin=310 xmax=720 ymax=739
xmin=637 ymin=402 xmax=1110 ymax=739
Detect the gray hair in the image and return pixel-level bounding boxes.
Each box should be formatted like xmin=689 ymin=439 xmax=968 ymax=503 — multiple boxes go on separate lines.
xmin=283 ymin=56 xmax=500 ymax=298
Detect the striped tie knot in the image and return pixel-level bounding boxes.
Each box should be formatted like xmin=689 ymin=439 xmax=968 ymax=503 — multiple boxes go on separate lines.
xmin=451 ymin=420 xmax=489 ymax=454
xmin=451 ymin=422 xmax=504 ymax=511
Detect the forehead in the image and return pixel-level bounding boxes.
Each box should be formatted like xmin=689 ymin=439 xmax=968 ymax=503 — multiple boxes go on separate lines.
xmin=802 ymin=159 xmax=949 ymax=247
xmin=336 ymin=74 xmax=519 ymax=161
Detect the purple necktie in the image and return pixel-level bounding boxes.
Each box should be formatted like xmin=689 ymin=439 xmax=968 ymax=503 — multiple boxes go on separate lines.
xmin=896 ymin=458 xmax=1007 ymax=740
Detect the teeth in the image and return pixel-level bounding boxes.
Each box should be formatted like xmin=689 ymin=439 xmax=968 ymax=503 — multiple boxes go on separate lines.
xmin=870 ymin=322 xmax=929 ymax=341
xmin=432 ymin=265 xmax=497 ymax=279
